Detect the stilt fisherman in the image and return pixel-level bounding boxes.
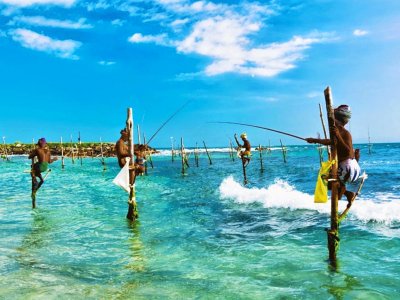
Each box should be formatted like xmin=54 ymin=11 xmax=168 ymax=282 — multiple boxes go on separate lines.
xmin=306 ymin=105 xmax=361 ymax=207
xmin=29 ymin=138 xmax=58 ymax=198
xmin=235 ymin=132 xmax=251 ymax=167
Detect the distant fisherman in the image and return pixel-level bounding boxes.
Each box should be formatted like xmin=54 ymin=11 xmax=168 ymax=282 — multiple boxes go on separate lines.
xmin=134 ymin=144 xmax=146 ymax=175
xmin=29 ymin=138 xmax=58 ymax=194
xmin=235 ymin=133 xmax=251 ymax=167
xmin=306 ymin=105 xmax=361 ymax=206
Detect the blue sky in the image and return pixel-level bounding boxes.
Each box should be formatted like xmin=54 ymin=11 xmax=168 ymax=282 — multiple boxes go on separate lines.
xmin=0 ymin=0 xmax=399 ymax=148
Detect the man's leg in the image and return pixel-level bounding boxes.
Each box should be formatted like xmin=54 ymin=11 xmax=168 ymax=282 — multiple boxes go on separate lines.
xmin=36 ymin=173 xmax=44 ymax=191
xmin=344 ymin=190 xmax=356 ymax=207
xmin=31 ymin=170 xmax=39 ymax=192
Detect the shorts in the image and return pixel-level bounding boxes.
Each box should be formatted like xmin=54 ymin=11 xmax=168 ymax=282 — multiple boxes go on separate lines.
xmin=338 ymin=159 xmax=361 ymax=193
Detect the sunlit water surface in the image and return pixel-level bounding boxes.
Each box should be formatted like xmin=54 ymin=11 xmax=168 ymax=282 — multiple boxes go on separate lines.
xmin=1 ymin=143 xmax=399 ymax=299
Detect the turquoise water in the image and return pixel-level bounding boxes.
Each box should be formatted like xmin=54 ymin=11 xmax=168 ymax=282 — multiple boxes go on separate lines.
xmin=1 ymin=143 xmax=399 ymax=299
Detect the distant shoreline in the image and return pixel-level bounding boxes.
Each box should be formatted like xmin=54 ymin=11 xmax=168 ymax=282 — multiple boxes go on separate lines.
xmin=0 ymin=142 xmax=157 ymax=157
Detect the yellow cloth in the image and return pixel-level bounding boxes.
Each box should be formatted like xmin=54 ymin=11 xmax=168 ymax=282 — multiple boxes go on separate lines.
xmin=314 ymin=160 xmax=335 ymax=203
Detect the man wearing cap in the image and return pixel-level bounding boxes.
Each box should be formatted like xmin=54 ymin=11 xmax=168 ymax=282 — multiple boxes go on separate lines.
xmin=29 ymin=138 xmax=58 ymax=194
xmin=234 ymin=132 xmax=251 ymax=167
xmin=306 ymin=105 xmax=361 ymax=205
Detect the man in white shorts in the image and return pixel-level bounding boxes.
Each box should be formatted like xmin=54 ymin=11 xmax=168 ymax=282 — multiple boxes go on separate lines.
xmin=306 ymin=105 xmax=361 ymax=205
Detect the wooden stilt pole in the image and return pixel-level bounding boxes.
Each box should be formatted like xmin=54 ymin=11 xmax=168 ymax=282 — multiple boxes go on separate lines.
xmin=171 ymin=137 xmax=175 ymax=163
xmin=319 ymin=103 xmax=331 ymax=159
xmin=280 ymin=139 xmax=287 ymax=163
xmin=100 ymin=137 xmax=106 ymax=171
xmin=137 ymin=124 xmax=141 ymax=145
xmin=126 ymin=108 xmax=137 ymax=221
xmin=78 ymin=131 xmax=82 ymax=166
xmin=70 ymin=134 xmax=75 ymax=164
xmin=61 ymin=137 xmax=65 ymax=169
xmin=2 ymin=137 xmax=9 ymax=161
xmin=203 ymin=141 xmax=212 ymax=165
xmin=181 ymin=137 xmax=186 ymax=174
xmin=229 ymin=140 xmax=235 ymax=161
xmin=258 ymin=143 xmax=264 ymax=172
xmin=368 ymin=127 xmax=372 ymax=154
xmin=194 ymin=142 xmax=199 ymax=167
xmin=324 ymin=86 xmax=340 ymax=265
xmin=241 ymin=155 xmax=248 ymax=185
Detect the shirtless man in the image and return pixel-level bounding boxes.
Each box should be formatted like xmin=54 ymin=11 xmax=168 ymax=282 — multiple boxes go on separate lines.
xmin=115 ymin=129 xmax=130 ymax=168
xmin=134 ymin=144 xmax=146 ymax=175
xmin=235 ymin=133 xmax=251 ymax=167
xmin=306 ymin=105 xmax=361 ymax=205
xmin=116 ymin=129 xmax=146 ymax=176
xmin=29 ymin=138 xmax=57 ymax=195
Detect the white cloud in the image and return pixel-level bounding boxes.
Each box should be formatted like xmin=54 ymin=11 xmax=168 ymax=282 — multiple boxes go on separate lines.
xmin=10 ymin=28 xmax=81 ymax=59
xmin=10 ymin=16 xmax=92 ymax=29
xmin=0 ymin=0 xmax=75 ymax=7
xmin=128 ymin=33 xmax=169 ymax=46
xmin=98 ymin=60 xmax=116 ymax=66
xmin=175 ymin=15 xmax=333 ymax=77
xmin=353 ymin=29 xmax=368 ymax=36
xmin=306 ymin=91 xmax=322 ymax=99
xmin=86 ymin=0 xmax=110 ymax=11
xmin=111 ymin=19 xmax=125 ymax=27
xmin=122 ymin=1 xmax=332 ymax=77
xmin=171 ymin=18 xmax=189 ymax=28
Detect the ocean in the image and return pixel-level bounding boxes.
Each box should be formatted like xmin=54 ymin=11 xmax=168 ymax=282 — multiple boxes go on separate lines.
xmin=1 ymin=143 xmax=399 ymax=299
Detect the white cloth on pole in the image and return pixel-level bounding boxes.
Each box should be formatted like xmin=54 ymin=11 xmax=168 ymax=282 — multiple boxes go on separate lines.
xmin=113 ymin=157 xmax=131 ymax=193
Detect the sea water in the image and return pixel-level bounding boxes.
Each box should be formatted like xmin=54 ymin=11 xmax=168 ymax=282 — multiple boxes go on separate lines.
xmin=0 ymin=143 xmax=399 ymax=299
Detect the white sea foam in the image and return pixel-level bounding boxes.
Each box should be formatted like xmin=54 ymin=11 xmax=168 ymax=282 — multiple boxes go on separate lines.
xmin=219 ymin=176 xmax=400 ymax=224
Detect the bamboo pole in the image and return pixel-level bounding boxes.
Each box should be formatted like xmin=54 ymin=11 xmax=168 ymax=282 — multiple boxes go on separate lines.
xmin=229 ymin=140 xmax=235 ymax=161
xmin=203 ymin=141 xmax=212 ymax=165
xmin=70 ymin=134 xmax=75 ymax=164
xmin=78 ymin=131 xmax=82 ymax=166
xmin=280 ymin=139 xmax=287 ymax=163
xmin=319 ymin=103 xmax=331 ymax=159
xmin=61 ymin=137 xmax=65 ymax=169
xmin=2 ymin=137 xmax=9 ymax=161
xmin=368 ymin=127 xmax=372 ymax=154
xmin=100 ymin=137 xmax=106 ymax=171
xmin=137 ymin=124 xmax=141 ymax=145
xmin=181 ymin=137 xmax=186 ymax=174
xmin=171 ymin=137 xmax=175 ymax=163
xmin=258 ymin=143 xmax=264 ymax=172
xmin=241 ymin=154 xmax=248 ymax=185
xmin=126 ymin=108 xmax=137 ymax=221
xmin=195 ymin=142 xmax=199 ymax=167
xmin=324 ymin=86 xmax=340 ymax=265
xmin=317 ymin=133 xmax=324 ymax=166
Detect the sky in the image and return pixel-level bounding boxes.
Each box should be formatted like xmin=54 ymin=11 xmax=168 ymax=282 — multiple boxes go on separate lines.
xmin=0 ymin=0 xmax=399 ymax=148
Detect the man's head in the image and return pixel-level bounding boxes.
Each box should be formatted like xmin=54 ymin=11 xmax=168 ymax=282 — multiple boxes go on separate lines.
xmin=37 ymin=137 xmax=46 ymax=147
xmin=120 ymin=129 xmax=129 ymax=141
xmin=334 ymin=104 xmax=351 ymax=124
xmin=240 ymin=133 xmax=247 ymax=140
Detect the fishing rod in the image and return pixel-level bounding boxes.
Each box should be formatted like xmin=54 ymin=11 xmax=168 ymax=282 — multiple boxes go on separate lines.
xmin=145 ymin=101 xmax=190 ymax=146
xmin=211 ymin=121 xmax=307 ymax=141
